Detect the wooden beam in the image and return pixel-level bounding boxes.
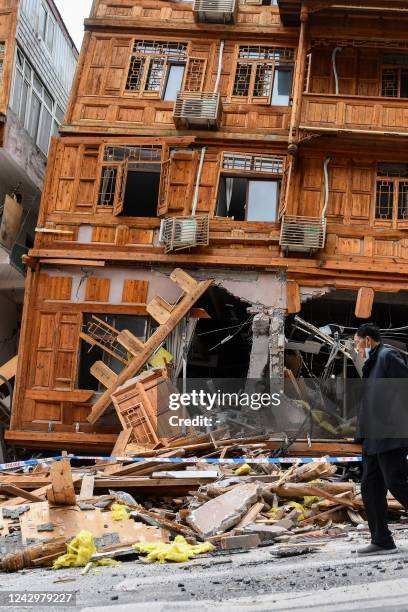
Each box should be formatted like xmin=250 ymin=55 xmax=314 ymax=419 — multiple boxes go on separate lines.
xmin=355 ymin=287 xmax=375 ymax=319
xmin=0 ymin=485 xmax=45 ymax=503
xmin=87 ymin=269 xmax=212 ymax=424
xmin=0 ymin=355 xmax=18 ymax=382
xmin=39 ymin=258 xmax=105 ymax=267
xmin=287 ymin=280 xmax=301 ymax=314
xmin=90 ymin=361 xmax=118 ymax=388
xmin=46 ymin=459 xmax=76 ymax=506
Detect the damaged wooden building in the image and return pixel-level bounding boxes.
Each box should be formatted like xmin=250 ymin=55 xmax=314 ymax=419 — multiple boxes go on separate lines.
xmin=6 ymin=0 xmax=408 ymax=452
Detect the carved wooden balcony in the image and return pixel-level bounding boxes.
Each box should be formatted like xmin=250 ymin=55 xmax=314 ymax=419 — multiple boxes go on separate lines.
xmin=300 ymin=93 xmax=408 ymax=136
xmin=280 ymin=215 xmax=326 ymax=253
xmin=173 ymin=92 xmax=222 ymax=129
xmin=160 ymin=216 xmax=210 ymax=253
xmin=193 ymin=0 xmax=237 ymax=23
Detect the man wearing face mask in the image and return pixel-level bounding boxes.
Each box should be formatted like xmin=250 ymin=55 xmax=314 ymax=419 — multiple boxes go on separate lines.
xmin=354 ymin=323 xmax=408 ymax=556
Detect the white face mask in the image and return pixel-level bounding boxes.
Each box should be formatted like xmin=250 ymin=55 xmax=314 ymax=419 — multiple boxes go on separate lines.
xmin=365 ymin=347 xmax=371 ymax=360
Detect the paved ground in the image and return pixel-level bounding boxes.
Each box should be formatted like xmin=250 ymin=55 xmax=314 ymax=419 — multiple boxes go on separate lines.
xmin=2 ymin=530 xmax=408 ymax=611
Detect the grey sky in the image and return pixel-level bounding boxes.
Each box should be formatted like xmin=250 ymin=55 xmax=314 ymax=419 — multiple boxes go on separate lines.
xmin=54 ymin=0 xmax=93 ymax=50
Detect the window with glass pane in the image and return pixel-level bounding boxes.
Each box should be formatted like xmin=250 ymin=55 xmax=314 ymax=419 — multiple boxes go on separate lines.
xmin=39 ymin=4 xmax=47 ymax=39
xmin=247 ymin=181 xmax=279 ymax=221
xmin=46 ymin=17 xmax=54 ymax=52
xmin=381 ymin=55 xmax=408 ymax=98
xmin=163 ymin=64 xmax=185 ymax=101
xmin=376 ymin=163 xmax=408 ymax=223
xmin=125 ymin=39 xmax=188 ymax=98
xmin=29 ymin=93 xmax=41 ymax=140
xmin=232 ymin=46 xmax=294 ymax=104
xmin=19 ymin=79 xmax=29 ymax=126
xmin=38 ymin=108 xmax=52 ymax=154
xmin=271 ymin=66 xmax=293 ymax=105
xmin=12 ymin=70 xmax=23 ymax=114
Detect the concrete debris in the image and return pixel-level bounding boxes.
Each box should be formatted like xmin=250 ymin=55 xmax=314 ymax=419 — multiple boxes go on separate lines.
xmin=0 ymin=435 xmax=404 ymax=575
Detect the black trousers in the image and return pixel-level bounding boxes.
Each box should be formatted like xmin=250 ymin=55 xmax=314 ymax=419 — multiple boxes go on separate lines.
xmin=361 ymin=448 xmax=408 ymax=547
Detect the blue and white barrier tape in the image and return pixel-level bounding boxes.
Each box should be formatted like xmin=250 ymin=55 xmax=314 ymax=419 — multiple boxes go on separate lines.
xmin=0 ymin=454 xmax=363 ymax=472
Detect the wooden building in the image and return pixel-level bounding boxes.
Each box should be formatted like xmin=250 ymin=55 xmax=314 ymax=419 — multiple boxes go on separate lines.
xmin=6 ymin=0 xmax=408 ymax=451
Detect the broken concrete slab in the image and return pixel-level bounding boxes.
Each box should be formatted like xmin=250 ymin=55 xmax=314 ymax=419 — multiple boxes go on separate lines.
xmin=240 ymin=523 xmax=288 ymax=543
xmin=187 ymin=483 xmax=262 ymax=539
xmin=220 ymin=534 xmax=261 ymax=550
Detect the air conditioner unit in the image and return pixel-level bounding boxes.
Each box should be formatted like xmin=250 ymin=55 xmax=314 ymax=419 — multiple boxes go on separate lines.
xmin=280 ymin=215 xmax=326 ymax=253
xmin=159 ymin=216 xmax=210 ymax=253
xmin=173 ymin=92 xmax=221 ymax=129
xmin=193 ymin=0 xmax=237 ymax=23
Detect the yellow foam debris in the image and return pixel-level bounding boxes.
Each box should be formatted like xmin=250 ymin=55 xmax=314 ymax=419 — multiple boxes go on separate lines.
xmin=53 ymin=530 xmax=119 ymax=569
xmin=111 ymin=503 xmax=131 ymax=521
xmin=234 ymin=464 xmax=251 ymax=476
xmin=133 ymin=535 xmax=215 ymax=564
xmin=149 ymin=347 xmax=174 ymax=368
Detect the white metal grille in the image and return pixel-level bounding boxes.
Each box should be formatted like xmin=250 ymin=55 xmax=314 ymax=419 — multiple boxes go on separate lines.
xmin=280 ymin=216 xmax=326 ymax=252
xmin=173 ymin=91 xmax=221 ymax=128
xmin=193 ymin=0 xmax=237 ymax=23
xmin=222 ymin=153 xmax=284 ymax=174
xmin=160 ymin=216 xmax=210 ymax=253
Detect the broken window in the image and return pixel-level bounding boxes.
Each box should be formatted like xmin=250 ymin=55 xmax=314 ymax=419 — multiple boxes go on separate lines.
xmin=78 ymin=314 xmax=148 ymax=391
xmin=376 ymin=163 xmax=408 ymax=222
xmin=382 ymin=54 xmax=408 ymax=98
xmin=216 ymin=153 xmax=284 ymax=221
xmin=125 ymin=39 xmax=187 ymax=100
xmin=232 ymin=46 xmax=294 ymax=105
xmin=98 ymin=145 xmax=162 ymax=217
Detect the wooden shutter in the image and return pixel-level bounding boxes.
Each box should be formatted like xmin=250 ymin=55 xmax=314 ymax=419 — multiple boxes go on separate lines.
xmin=75 ymin=146 xmax=100 ymax=212
xmin=158 ymin=157 xmax=171 ymax=216
xmin=350 ymin=165 xmax=375 ymax=221
xmin=53 ymin=314 xmax=82 ymax=390
xmin=278 ymin=158 xmax=291 ymax=218
xmin=113 ymin=159 xmax=128 ymax=216
xmin=165 ymin=151 xmax=198 ymax=215
xmin=32 ymin=312 xmax=58 ymax=388
xmin=104 ymin=38 xmax=133 ymax=95
xmin=183 ymin=57 xmax=206 ymax=92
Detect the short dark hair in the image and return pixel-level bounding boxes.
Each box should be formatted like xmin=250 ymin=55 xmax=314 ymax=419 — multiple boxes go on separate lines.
xmin=356 ymin=323 xmax=381 ymax=342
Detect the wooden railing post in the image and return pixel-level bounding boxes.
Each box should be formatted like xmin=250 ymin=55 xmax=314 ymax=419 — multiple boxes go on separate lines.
xmin=288 ymin=4 xmax=309 ymax=155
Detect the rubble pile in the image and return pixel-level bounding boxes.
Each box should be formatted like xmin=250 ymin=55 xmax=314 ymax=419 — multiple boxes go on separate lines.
xmin=0 ymin=434 xmax=405 ymax=574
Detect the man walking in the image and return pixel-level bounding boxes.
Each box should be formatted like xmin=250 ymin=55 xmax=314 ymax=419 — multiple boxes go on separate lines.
xmin=354 ymin=323 xmax=408 ymax=555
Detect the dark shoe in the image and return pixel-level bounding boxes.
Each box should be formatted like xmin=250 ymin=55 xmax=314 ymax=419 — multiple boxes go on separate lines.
xmin=356 ymin=543 xmax=397 ymax=556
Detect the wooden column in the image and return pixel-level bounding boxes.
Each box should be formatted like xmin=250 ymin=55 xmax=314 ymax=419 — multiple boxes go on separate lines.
xmin=288 ymin=4 xmax=309 ymax=154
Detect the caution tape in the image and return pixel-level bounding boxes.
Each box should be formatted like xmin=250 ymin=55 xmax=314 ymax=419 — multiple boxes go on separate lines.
xmin=0 ymin=454 xmax=363 ymax=472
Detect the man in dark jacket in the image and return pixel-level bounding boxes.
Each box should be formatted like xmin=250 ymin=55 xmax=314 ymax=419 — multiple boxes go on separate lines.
xmin=354 ymin=323 xmax=408 ymax=555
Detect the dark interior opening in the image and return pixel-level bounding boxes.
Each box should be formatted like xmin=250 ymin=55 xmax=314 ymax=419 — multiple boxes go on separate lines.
xmin=78 ymin=314 xmax=148 ymax=390
xmin=216 ymin=177 xmax=247 ymax=221
xmin=187 ymin=286 xmax=251 ymax=379
xmin=121 ymin=171 xmax=160 ymax=217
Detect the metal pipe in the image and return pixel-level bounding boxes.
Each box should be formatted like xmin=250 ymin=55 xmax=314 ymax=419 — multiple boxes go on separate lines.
xmin=322 ymin=157 xmax=331 ymax=219
xmin=214 ymin=40 xmax=225 ymax=94
xmin=332 ymin=47 xmax=342 ymax=95
xmin=191 ymin=146 xmax=207 ymax=217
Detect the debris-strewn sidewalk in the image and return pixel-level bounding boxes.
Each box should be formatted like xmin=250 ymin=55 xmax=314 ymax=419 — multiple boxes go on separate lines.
xmin=0 ymin=435 xmax=406 ymax=575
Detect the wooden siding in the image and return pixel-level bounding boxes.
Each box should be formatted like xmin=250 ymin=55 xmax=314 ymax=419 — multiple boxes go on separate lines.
xmin=0 ymin=0 xmax=18 ymax=116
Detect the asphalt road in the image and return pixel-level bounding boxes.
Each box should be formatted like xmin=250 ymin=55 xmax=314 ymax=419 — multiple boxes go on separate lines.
xmin=2 ymin=531 xmax=408 ymax=611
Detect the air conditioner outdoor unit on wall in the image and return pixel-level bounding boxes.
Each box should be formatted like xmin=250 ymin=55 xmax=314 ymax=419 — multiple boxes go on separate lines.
xmin=159 ymin=216 xmax=210 ymax=253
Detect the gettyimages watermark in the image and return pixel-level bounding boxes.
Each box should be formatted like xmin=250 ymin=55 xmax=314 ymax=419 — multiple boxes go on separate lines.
xmin=167 ymin=389 xmax=282 ymax=428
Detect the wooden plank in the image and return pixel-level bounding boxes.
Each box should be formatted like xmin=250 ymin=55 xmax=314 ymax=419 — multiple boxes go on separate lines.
xmin=355 ymin=287 xmax=375 ymax=319
xmin=90 ymin=361 xmax=118 ymax=388
xmin=287 ymin=280 xmax=301 ymax=314
xmin=234 ymin=501 xmax=265 ymax=530
xmin=39 ymin=258 xmax=105 ymax=267
xmin=0 ymin=355 xmax=18 ymax=382
xmin=79 ymin=474 xmax=95 ymax=500
xmin=46 ymin=459 xmax=76 ymax=506
xmin=88 ymin=269 xmax=212 ymax=424
xmin=116 ymin=329 xmax=144 ymax=355
xmin=0 ymin=485 xmax=46 ymax=503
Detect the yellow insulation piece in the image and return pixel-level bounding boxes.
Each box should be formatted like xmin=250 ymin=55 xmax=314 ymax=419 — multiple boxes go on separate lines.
xmin=134 ymin=535 xmax=215 ymax=564
xmin=111 ymin=503 xmax=131 ymax=521
xmin=53 ymin=530 xmax=119 ymax=569
xmin=234 ymin=464 xmax=252 ymax=476
xmin=285 ymin=501 xmax=306 ymax=521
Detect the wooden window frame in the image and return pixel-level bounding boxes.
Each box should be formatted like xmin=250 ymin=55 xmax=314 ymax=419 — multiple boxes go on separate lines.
xmin=229 ymin=45 xmax=295 ymax=105
xmin=381 ymin=64 xmax=408 ymax=99
xmin=96 ymin=144 xmax=163 ymax=217
xmin=124 ymin=39 xmax=188 ymax=99
xmin=213 ymin=151 xmax=286 ymax=221
xmin=374 ymin=164 xmax=408 ymax=229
